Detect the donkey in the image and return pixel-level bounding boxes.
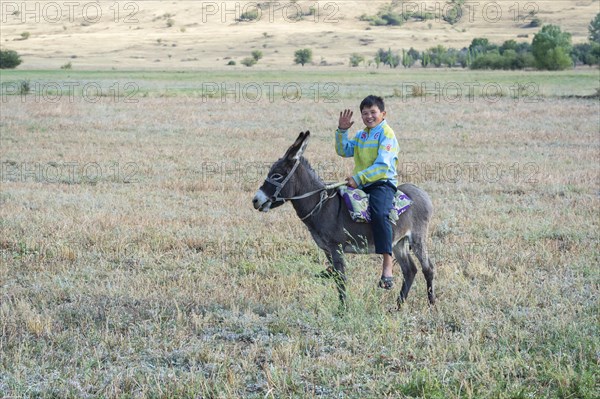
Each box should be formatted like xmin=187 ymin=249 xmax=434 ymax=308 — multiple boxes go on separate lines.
xmin=252 ymin=131 xmax=435 ymax=309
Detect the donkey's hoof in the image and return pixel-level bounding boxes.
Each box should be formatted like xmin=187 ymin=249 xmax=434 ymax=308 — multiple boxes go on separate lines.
xmin=314 ymin=266 xmax=336 ymax=279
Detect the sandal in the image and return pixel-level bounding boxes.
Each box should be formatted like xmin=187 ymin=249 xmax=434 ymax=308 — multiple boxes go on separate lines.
xmin=378 ymin=276 xmax=394 ymax=290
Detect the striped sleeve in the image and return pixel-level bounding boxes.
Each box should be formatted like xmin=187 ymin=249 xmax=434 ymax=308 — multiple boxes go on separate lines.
xmin=335 ymin=128 xmax=357 ymax=157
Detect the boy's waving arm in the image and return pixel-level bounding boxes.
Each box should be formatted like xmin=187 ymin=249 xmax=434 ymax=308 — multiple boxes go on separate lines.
xmin=335 ymin=109 xmax=357 ymax=157
xmin=353 ymin=127 xmax=399 ymax=186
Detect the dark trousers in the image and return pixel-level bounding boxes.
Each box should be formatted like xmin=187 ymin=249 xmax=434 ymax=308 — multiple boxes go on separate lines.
xmin=363 ymin=181 xmax=397 ymax=255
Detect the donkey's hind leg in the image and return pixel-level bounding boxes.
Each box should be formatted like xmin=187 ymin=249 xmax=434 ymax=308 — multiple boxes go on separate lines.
xmin=411 ymin=234 xmax=435 ymax=305
xmin=393 ymin=237 xmax=418 ymax=307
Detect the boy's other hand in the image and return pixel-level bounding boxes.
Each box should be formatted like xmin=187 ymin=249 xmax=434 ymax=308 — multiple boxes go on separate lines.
xmin=345 ymin=176 xmax=358 ymax=188
xmin=338 ymin=109 xmax=355 ymax=130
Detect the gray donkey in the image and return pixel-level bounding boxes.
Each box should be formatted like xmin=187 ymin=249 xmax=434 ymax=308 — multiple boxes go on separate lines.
xmin=252 ymin=131 xmax=435 ymax=309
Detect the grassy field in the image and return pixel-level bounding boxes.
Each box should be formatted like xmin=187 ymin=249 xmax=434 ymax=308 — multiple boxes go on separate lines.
xmin=0 ymin=69 xmax=599 ymax=398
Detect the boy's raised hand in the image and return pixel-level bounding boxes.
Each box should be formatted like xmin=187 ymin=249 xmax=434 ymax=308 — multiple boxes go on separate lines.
xmin=338 ymin=109 xmax=354 ymax=131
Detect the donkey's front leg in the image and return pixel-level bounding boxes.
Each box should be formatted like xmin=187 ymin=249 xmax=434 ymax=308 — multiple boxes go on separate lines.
xmin=330 ymin=247 xmax=348 ymax=310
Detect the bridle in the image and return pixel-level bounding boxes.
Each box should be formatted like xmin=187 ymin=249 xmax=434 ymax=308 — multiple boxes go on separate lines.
xmin=264 ymin=158 xmax=345 ymax=221
xmin=264 ymin=157 xmax=302 ymax=203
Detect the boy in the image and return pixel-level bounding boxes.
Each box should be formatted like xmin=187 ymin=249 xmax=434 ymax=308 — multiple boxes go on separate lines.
xmin=335 ymin=95 xmax=399 ymax=290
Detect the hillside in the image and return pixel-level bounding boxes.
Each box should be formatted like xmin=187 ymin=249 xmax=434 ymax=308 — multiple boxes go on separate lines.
xmin=1 ymin=0 xmax=598 ymax=69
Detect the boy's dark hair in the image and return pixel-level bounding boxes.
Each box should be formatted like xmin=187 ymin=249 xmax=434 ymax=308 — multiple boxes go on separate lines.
xmin=360 ymin=95 xmax=385 ymax=112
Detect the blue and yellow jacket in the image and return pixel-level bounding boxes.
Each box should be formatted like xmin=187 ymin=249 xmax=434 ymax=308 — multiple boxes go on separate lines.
xmin=335 ymin=120 xmax=399 ymax=188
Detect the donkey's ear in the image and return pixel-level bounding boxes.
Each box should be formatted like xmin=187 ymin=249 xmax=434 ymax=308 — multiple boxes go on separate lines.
xmin=284 ymin=131 xmax=310 ymax=161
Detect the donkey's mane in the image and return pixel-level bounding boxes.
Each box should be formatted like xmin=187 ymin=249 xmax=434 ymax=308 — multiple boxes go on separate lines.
xmin=300 ymin=156 xmax=324 ymax=185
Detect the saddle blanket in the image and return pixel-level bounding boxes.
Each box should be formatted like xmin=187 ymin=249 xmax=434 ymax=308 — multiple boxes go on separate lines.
xmin=338 ymin=186 xmax=412 ymax=223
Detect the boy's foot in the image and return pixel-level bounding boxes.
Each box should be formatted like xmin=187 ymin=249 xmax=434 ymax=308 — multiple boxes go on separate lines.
xmin=378 ymin=276 xmax=394 ymax=290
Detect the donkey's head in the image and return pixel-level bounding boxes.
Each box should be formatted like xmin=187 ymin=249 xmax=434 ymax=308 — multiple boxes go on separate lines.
xmin=252 ymin=131 xmax=310 ymax=212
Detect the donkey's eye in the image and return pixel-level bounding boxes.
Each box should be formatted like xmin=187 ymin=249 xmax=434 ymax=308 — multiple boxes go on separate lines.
xmin=270 ymin=173 xmax=283 ymax=181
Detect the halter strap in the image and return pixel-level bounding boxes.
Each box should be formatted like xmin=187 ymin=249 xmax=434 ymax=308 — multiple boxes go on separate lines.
xmin=265 ymin=157 xmax=302 ymax=202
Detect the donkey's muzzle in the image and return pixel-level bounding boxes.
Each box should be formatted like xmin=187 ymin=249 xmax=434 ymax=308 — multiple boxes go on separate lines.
xmin=253 ymin=190 xmax=271 ymax=212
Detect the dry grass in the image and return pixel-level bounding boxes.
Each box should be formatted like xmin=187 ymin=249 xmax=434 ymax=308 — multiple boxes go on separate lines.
xmin=0 ymin=69 xmax=599 ymax=398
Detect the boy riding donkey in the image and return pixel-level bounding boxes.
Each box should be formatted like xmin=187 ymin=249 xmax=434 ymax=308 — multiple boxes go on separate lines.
xmin=321 ymin=95 xmax=400 ymax=290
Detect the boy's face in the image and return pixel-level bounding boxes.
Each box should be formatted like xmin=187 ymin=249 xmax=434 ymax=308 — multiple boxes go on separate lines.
xmin=361 ymin=105 xmax=386 ymax=129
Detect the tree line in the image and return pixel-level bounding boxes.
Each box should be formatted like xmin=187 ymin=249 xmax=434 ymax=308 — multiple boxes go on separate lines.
xmin=348 ymin=14 xmax=600 ymax=70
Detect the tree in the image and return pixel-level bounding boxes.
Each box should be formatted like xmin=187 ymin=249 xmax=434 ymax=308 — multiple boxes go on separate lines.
xmin=407 ymin=47 xmax=420 ymax=62
xmin=421 ymin=51 xmax=431 ymax=68
xmin=532 ymin=25 xmax=573 ymax=70
xmin=0 ymin=49 xmax=22 ymax=69
xmin=500 ymin=40 xmax=518 ymax=55
xmin=592 ymin=42 xmax=600 ymax=64
xmin=294 ymin=48 xmax=312 ymax=66
xmin=428 ymin=45 xmax=448 ymax=67
xmin=457 ymin=48 xmax=470 ymax=68
xmin=469 ymin=38 xmax=497 ymax=55
xmin=572 ymin=43 xmax=600 ymax=66
xmin=374 ymin=53 xmax=382 ymax=68
xmin=385 ymin=47 xmax=400 ymax=68
xmin=401 ymin=49 xmax=415 ymax=68
xmin=589 ymin=12 xmax=600 ymax=43
xmin=444 ymin=48 xmax=459 ymax=67
xmin=374 ymin=48 xmax=399 ymax=68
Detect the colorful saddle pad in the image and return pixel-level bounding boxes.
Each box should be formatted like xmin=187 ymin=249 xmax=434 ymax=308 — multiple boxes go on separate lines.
xmin=338 ymin=186 xmax=412 ymax=223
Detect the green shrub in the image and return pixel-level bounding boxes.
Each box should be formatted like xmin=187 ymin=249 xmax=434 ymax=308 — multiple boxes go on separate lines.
xmin=443 ymin=3 xmax=462 ymax=25
xmin=571 ymin=43 xmax=600 ymax=66
xmin=251 ymin=50 xmax=263 ymax=61
xmin=379 ymin=11 xmax=404 ymax=26
xmin=529 ymin=17 xmax=542 ymax=28
xmin=20 ymin=31 xmax=30 ymax=40
xmin=360 ymin=7 xmax=407 ymax=26
xmin=239 ymin=9 xmax=259 ymax=21
xmin=294 ymin=48 xmax=312 ymax=66
xmin=470 ymin=51 xmax=535 ymax=70
xmin=0 ymin=49 xmax=22 ymax=69
xmin=60 ymin=62 xmax=72 ymax=69
xmin=240 ymin=57 xmax=256 ymax=67
xmin=349 ymin=53 xmax=364 ymax=67
xmin=19 ymin=80 xmax=30 ymax=95
xmin=227 ymin=60 xmax=236 ymax=66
